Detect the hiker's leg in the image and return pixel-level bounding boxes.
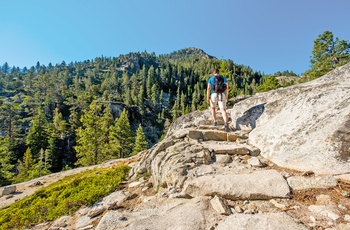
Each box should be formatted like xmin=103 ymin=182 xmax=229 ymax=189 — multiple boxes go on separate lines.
xmin=221 ymin=109 xmax=228 ymax=123
xmin=218 ymin=98 xmax=230 ymax=131
xmin=218 ymin=96 xmax=228 ymax=123
xmin=210 ymin=93 xmax=218 ymax=123
xmin=211 ymin=107 xmax=217 ymax=122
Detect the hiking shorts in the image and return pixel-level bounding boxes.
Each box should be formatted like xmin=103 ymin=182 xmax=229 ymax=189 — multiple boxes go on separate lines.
xmin=210 ymin=93 xmax=226 ymax=110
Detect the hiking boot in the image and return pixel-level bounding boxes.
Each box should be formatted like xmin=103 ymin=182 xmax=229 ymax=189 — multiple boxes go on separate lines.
xmin=212 ymin=121 xmax=217 ymax=126
xmin=224 ymin=123 xmax=230 ymax=132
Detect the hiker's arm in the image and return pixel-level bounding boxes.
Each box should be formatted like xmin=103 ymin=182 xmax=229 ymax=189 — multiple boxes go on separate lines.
xmin=226 ymin=84 xmax=229 ymax=102
xmin=207 ymin=84 xmax=211 ymax=104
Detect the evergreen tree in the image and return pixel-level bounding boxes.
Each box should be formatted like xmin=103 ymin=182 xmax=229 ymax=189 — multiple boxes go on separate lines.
xmin=151 ymin=84 xmax=159 ymax=108
xmin=146 ymin=66 xmax=154 ymax=99
xmin=0 ymin=103 xmax=21 ymax=141
xmin=48 ymin=108 xmax=69 ymax=171
xmin=132 ymin=124 xmax=148 ymax=155
xmin=32 ymin=148 xmax=51 ymax=178
xmin=110 ymin=109 xmax=134 ymax=158
xmin=125 ymin=88 xmax=133 ymax=106
xmin=15 ymin=148 xmax=36 ymax=182
xmin=306 ymin=31 xmax=350 ymax=79
xmin=172 ymin=86 xmax=181 ymax=120
xmin=256 ymin=76 xmax=281 ymax=92
xmin=0 ymin=137 xmax=14 ymax=186
xmin=75 ymin=101 xmax=111 ymax=166
xmin=137 ymin=82 xmax=146 ymax=115
xmin=25 ymin=107 xmax=49 ymax=159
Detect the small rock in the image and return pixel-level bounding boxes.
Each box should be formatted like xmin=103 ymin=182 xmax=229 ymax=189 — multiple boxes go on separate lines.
xmin=51 ymin=216 xmax=71 ymax=228
xmin=316 ymin=194 xmax=332 ymax=205
xmin=119 ymin=216 xmax=128 ymax=221
xmin=79 ymin=225 xmax=94 ymax=230
xmin=88 ymin=206 xmax=106 ymax=218
xmin=302 ymin=171 xmax=314 ymax=176
xmin=244 ymin=210 xmax=253 ymax=214
xmin=270 ymin=199 xmax=287 ymax=209
xmin=169 ymin=193 xmax=192 ymax=199
xmin=5 ymin=195 xmax=14 ymax=199
xmin=28 ymin=181 xmax=43 ymax=187
xmin=216 ymin=155 xmax=232 ymax=164
xmin=247 ymin=157 xmax=263 ymax=167
xmin=234 ymin=205 xmax=243 ymax=213
xmin=310 ymin=215 xmax=316 ymax=223
xmin=284 ymin=173 xmax=291 ymax=178
xmin=308 ymin=205 xmax=340 ymax=221
xmin=128 ymin=181 xmax=143 ymax=188
xmin=210 ymin=195 xmax=231 ymax=215
xmin=344 ymin=215 xmax=350 ymax=222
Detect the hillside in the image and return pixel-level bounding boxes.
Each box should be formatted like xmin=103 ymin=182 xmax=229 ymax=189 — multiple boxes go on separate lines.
xmin=1 ymin=63 xmax=350 ymax=229
xmin=0 ymin=47 xmax=266 ymax=181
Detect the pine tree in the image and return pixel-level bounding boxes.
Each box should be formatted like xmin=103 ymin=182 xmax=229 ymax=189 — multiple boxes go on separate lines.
xmin=53 ymin=107 xmax=67 ymax=139
xmin=172 ymin=86 xmax=181 ymax=120
xmin=16 ymin=147 xmax=36 ymax=182
xmin=110 ymin=109 xmax=134 ymax=158
xmin=25 ymin=107 xmax=49 ymax=159
xmin=132 ymin=124 xmax=148 ymax=155
xmin=32 ymin=148 xmax=51 ymax=178
xmin=75 ymin=101 xmax=111 ymax=166
xmin=0 ymin=102 xmax=21 ymax=141
xmin=306 ymin=31 xmax=350 ymax=79
xmin=0 ymin=137 xmax=14 ymax=186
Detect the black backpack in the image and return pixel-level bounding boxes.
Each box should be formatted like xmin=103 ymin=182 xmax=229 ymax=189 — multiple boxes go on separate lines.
xmin=214 ymin=75 xmax=227 ymax=93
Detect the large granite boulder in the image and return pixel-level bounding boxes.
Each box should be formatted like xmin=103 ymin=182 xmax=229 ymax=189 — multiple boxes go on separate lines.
xmin=230 ymin=63 xmax=350 ymax=174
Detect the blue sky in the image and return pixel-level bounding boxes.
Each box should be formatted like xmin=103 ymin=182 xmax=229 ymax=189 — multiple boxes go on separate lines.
xmin=0 ymin=0 xmax=348 ymax=75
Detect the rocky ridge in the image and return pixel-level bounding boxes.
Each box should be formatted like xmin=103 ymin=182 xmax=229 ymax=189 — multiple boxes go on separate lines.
xmin=2 ymin=63 xmax=350 ymax=230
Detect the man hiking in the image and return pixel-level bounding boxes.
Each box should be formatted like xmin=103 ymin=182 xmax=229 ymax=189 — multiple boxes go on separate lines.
xmin=206 ymin=68 xmax=230 ymax=132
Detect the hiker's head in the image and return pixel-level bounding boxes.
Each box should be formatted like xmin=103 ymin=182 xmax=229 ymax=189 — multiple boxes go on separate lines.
xmin=213 ymin=69 xmax=220 ymax=75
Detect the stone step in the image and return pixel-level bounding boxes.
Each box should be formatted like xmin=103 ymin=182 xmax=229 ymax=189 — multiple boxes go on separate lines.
xmin=201 ymin=142 xmax=260 ymax=156
xmin=188 ymin=129 xmax=249 ymax=142
xmin=182 ymin=170 xmax=291 ymax=200
xmin=198 ymin=124 xmax=227 ymax=131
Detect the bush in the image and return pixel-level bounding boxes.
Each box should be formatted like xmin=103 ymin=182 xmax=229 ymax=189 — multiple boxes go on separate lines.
xmin=0 ymin=164 xmax=130 ymax=230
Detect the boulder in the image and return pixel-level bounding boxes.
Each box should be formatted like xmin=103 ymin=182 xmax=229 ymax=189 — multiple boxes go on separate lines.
xmin=231 ymin=63 xmax=350 ymax=174
xmin=1 ymin=185 xmax=16 ymax=196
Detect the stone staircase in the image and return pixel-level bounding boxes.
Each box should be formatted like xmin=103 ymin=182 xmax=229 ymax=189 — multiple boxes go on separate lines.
xmin=124 ymin=122 xmax=345 ymax=229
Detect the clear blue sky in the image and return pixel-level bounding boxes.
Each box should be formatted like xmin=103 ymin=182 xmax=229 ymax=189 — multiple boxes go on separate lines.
xmin=1 ymin=0 xmax=349 ymax=75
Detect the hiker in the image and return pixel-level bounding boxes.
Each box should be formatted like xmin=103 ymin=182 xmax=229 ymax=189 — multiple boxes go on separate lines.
xmin=206 ymin=68 xmax=230 ymax=131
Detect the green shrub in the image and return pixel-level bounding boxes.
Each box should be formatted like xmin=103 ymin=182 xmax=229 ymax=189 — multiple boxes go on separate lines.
xmin=0 ymin=164 xmax=130 ymax=230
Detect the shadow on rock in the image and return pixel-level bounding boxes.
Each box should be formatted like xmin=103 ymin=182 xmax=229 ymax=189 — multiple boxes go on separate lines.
xmin=235 ymin=103 xmax=266 ymax=131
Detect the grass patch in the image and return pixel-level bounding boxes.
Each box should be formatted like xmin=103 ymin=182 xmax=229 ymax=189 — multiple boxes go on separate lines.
xmin=0 ymin=164 xmax=130 ymax=230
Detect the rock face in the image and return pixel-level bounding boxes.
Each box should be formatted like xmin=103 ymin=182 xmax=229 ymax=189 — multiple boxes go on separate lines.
xmin=231 ymin=63 xmax=350 ymax=175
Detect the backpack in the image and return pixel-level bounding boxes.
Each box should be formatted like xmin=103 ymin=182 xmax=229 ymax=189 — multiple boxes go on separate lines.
xmin=214 ymin=75 xmax=227 ymax=93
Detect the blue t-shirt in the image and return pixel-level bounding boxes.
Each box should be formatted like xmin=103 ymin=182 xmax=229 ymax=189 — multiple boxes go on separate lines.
xmin=208 ymin=74 xmax=228 ymax=94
